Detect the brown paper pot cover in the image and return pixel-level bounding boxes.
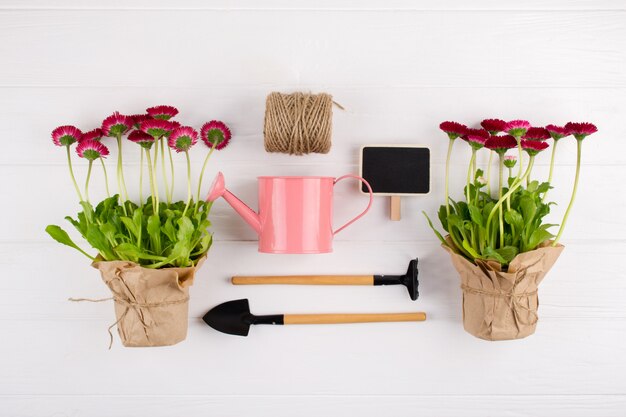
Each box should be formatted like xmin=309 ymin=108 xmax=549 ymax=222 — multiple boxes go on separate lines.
xmin=443 ymin=237 xmax=564 ymax=341
xmin=92 ymin=257 xmax=205 ymax=347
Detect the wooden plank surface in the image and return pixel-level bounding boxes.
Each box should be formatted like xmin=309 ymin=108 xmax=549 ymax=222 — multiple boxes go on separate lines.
xmin=0 ymin=2 xmax=624 ymax=416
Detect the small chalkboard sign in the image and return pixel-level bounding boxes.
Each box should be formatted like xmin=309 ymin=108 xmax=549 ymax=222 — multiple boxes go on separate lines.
xmin=359 ymin=145 xmax=430 ymax=220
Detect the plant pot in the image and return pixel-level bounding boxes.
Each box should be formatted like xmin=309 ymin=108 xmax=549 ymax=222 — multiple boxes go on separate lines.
xmin=443 ymin=237 xmax=563 ymax=341
xmin=91 ymin=256 xmax=206 ymax=347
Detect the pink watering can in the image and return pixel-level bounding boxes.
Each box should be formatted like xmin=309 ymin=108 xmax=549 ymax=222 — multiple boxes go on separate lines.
xmin=207 ymin=172 xmax=373 ymax=254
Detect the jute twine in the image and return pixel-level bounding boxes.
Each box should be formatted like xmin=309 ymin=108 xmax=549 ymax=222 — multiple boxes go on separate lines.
xmin=263 ymin=92 xmax=343 ymax=155
xmin=68 ymin=293 xmax=189 ymax=349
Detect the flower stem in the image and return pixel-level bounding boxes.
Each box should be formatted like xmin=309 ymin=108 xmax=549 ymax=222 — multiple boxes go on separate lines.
xmin=498 ymin=153 xmax=504 ymax=247
xmin=139 ymin=148 xmax=144 ymax=206
xmin=542 ymin=139 xmax=559 ymax=203
xmin=160 ymin=137 xmax=171 ymax=204
xmin=486 ymin=156 xmax=535 ymax=244
xmin=116 ymin=136 xmax=129 ymax=202
xmin=553 ymin=139 xmax=582 ymax=246
xmin=182 ymin=151 xmax=192 ymax=217
xmin=145 ymin=148 xmax=159 ymax=215
xmin=466 ymin=149 xmax=476 ymax=204
xmin=195 ymin=146 xmax=216 ymax=213
xmin=66 ymin=145 xmax=83 ymax=201
xmin=486 ymin=151 xmax=493 ymax=197
xmin=168 ymin=145 xmax=175 ymax=202
xmin=444 ymin=138 xmax=454 ymax=215
xmin=99 ymin=157 xmax=110 ymax=198
xmin=516 ymin=138 xmax=523 ymax=178
xmin=84 ymin=160 xmax=93 ymax=203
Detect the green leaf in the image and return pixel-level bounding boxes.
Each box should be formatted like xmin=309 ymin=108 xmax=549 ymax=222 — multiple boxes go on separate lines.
xmin=114 ymin=243 xmax=166 ymax=262
xmin=462 ymin=239 xmax=479 ymax=259
xmin=85 ymin=225 xmax=115 ymax=260
xmin=526 ymin=228 xmax=554 ymax=251
xmin=45 ymin=225 xmax=94 ymax=260
xmin=120 ymin=216 xmax=140 ymax=240
xmin=468 ymin=204 xmax=483 ymax=228
xmin=504 ymin=209 xmax=524 ymax=231
xmin=482 ymin=246 xmax=507 ymax=264
xmin=422 ymin=211 xmax=447 ymax=246
xmin=495 ymin=246 xmax=519 ymax=263
xmin=519 ymin=196 xmax=537 ymax=226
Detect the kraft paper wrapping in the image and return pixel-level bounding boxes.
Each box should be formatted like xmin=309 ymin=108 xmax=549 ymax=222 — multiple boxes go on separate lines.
xmin=443 ymin=237 xmax=563 ymax=341
xmin=91 ymin=257 xmax=205 ymax=347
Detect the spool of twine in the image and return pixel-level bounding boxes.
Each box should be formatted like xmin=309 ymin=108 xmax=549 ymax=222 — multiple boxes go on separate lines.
xmin=264 ymin=92 xmax=340 ymax=155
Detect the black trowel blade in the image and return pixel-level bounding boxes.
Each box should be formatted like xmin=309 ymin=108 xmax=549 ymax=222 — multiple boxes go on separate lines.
xmin=203 ymin=298 xmax=252 ymax=337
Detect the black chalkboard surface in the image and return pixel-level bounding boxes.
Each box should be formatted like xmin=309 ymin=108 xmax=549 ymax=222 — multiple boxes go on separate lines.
xmin=360 ymin=146 xmax=430 ymax=194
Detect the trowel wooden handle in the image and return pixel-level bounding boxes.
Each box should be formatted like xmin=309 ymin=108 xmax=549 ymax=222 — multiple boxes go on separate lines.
xmin=232 ymin=275 xmax=374 ymax=286
xmin=284 ymin=312 xmax=426 ymax=324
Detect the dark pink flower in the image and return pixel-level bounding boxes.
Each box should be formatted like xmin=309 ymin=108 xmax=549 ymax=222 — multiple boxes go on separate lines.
xmin=545 ymin=124 xmax=571 ymax=140
xmin=140 ymin=119 xmax=175 ymax=138
xmin=102 ymin=112 xmax=133 ymax=137
xmin=467 ymin=134 xmax=487 ymax=149
xmin=130 ymin=114 xmax=151 ymax=129
xmin=485 ymin=135 xmax=517 ymax=153
xmin=52 ymin=125 xmax=82 ymax=147
xmin=480 ymin=119 xmax=507 ymax=135
xmin=201 ymin=120 xmax=231 ymax=150
xmin=146 ymin=105 xmax=178 ymax=120
xmin=505 ymin=120 xmax=531 ymax=137
xmin=439 ymin=121 xmax=467 ymax=140
xmin=462 ymin=128 xmax=490 ymax=141
xmin=81 ymin=128 xmax=103 ymax=142
xmin=521 ymin=139 xmax=549 ymax=156
xmin=523 ymin=127 xmax=550 ymax=141
xmin=166 ymin=120 xmax=181 ymax=136
xmin=168 ymin=126 xmax=198 ymax=153
xmin=128 ymin=130 xmax=156 ymax=149
xmin=76 ymin=139 xmax=109 ymax=160
xmin=564 ymin=122 xmax=597 ymax=140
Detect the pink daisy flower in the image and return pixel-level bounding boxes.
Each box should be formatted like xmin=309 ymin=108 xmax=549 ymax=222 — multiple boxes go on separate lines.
xmin=439 ymin=121 xmax=467 ymax=140
xmin=545 ymin=124 xmax=571 ymax=140
xmin=128 ymin=130 xmax=156 ymax=149
xmin=165 ymin=120 xmax=181 ymax=136
xmin=462 ymin=128 xmax=490 ymax=141
xmin=130 ymin=114 xmax=151 ymax=129
xmin=52 ymin=125 xmax=82 ymax=147
xmin=564 ymin=122 xmax=598 ymax=140
xmin=102 ymin=112 xmax=133 ymax=137
xmin=505 ymin=120 xmax=532 ymax=137
xmin=81 ymin=128 xmax=103 ymax=142
xmin=168 ymin=126 xmax=198 ymax=153
xmin=146 ymin=105 xmax=179 ymax=120
xmin=503 ymin=155 xmax=517 ymax=168
xmin=480 ymin=119 xmax=507 ymax=135
xmin=521 ymin=139 xmax=549 ymax=156
xmin=201 ymin=120 xmax=232 ymax=150
xmin=523 ymin=127 xmax=550 ymax=141
xmin=467 ymin=134 xmax=487 ymax=149
xmin=485 ymin=135 xmax=517 ymax=153
xmin=140 ymin=119 xmax=175 ymax=138
xmin=76 ymin=139 xmax=109 ymax=160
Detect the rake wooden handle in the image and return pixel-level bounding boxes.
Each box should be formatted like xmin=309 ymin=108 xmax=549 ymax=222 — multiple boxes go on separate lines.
xmin=284 ymin=312 xmax=426 ymax=324
xmin=232 ymin=275 xmax=374 ymax=286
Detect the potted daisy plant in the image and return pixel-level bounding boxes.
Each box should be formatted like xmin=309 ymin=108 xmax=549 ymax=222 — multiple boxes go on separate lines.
xmin=424 ymin=119 xmax=597 ymax=340
xmin=46 ymin=106 xmax=232 ymax=348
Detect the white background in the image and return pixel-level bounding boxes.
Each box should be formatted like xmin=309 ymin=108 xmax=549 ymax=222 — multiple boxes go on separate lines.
xmin=1 ymin=1 xmax=625 ymax=416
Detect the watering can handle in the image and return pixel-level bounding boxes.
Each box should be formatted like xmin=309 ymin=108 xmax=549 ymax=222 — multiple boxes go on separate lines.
xmin=333 ymin=174 xmax=373 ymax=235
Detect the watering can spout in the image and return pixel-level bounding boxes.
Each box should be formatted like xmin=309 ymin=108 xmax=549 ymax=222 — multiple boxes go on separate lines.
xmin=206 ymin=172 xmax=262 ymax=235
